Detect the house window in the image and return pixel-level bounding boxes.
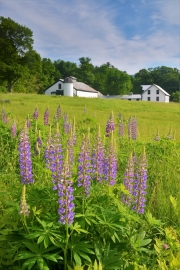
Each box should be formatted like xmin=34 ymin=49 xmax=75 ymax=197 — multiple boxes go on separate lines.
xmin=148 ymin=90 xmax=151 ymax=95
xmin=156 ymin=97 xmax=159 ymax=101
xmin=147 ymin=97 xmax=151 ymax=101
xmin=58 ymin=84 xmax=61 ymax=89
xmin=156 ymin=90 xmax=159 ymax=94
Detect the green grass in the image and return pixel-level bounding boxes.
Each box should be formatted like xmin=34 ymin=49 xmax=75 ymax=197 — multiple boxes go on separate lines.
xmin=1 ymin=93 xmax=180 ymax=141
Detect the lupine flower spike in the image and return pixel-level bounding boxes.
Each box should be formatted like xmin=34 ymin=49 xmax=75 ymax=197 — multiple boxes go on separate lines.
xmin=26 ymin=115 xmax=31 ymax=129
xmin=33 ymin=106 xmax=38 ymax=120
xmin=1 ymin=108 xmax=9 ymax=124
xmin=67 ymin=128 xmax=75 ymax=175
xmin=44 ymin=108 xmax=49 ymax=126
xmin=56 ymin=105 xmax=61 ymax=119
xmin=154 ymin=129 xmax=160 ymax=141
xmin=34 ymin=130 xmax=43 ymax=156
xmin=92 ymin=125 xmax=104 ymax=182
xmin=131 ymin=116 xmax=138 ymax=140
xmin=57 ymin=150 xmax=75 ymax=225
xmin=18 ymin=127 xmax=34 ymax=184
xmin=19 ymin=185 xmax=30 ymax=216
xmin=44 ymin=125 xmax=63 ymax=189
xmin=122 ymin=152 xmax=135 ymax=206
xmin=119 ymin=119 xmax=125 ymax=138
xmin=72 ymin=117 xmax=76 ymax=145
xmin=166 ymin=127 xmax=173 ymax=140
xmin=106 ymin=111 xmax=115 ymax=137
xmin=103 ymin=132 xmax=117 ymax=186
xmin=132 ymin=147 xmax=148 ymax=214
xmin=11 ymin=121 xmax=17 ymax=138
xmin=77 ymin=130 xmax=92 ymax=196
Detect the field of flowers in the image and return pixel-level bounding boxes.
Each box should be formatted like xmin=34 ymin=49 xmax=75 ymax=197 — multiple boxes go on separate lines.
xmin=0 ymin=94 xmax=180 ymax=269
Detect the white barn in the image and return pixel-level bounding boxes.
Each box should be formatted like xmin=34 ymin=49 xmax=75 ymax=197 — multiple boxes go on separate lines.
xmin=44 ymin=76 xmax=99 ymax=98
xmin=141 ymin=84 xmax=170 ymax=102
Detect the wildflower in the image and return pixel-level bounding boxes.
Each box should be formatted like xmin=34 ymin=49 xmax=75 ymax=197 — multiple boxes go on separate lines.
xmin=33 ymin=107 xmax=38 ymax=120
xmin=92 ymin=126 xmax=104 ymax=182
xmin=162 ymin=244 xmax=169 ymax=250
xmin=1 ymin=108 xmax=9 ymax=124
xmin=44 ymin=108 xmax=49 ymax=126
xmin=103 ymin=132 xmax=117 ymax=186
xmin=10 ymin=121 xmax=17 ymax=138
xmin=131 ymin=116 xmax=138 ymax=140
xmin=166 ymin=127 xmax=173 ymax=140
xmin=66 ymin=129 xmax=75 ymax=175
xmin=19 ymin=185 xmax=30 ymax=216
xmin=119 ymin=121 xmax=125 ymax=138
xmin=122 ymin=153 xmax=134 ymax=206
xmin=26 ymin=115 xmax=31 ymax=129
xmin=77 ymin=133 xmax=92 ymax=196
xmin=18 ymin=127 xmax=34 ymax=184
xmin=34 ymin=130 xmax=43 ymax=156
xmin=128 ymin=116 xmax=132 ymax=139
xmin=63 ymin=113 xmax=71 ymax=134
xmin=106 ymin=111 xmax=115 ymax=137
xmin=132 ymin=147 xmax=147 ymax=214
xmin=44 ymin=126 xmax=63 ymax=188
xmin=154 ymin=129 xmax=160 ymax=141
xmin=57 ymin=151 xmax=75 ymax=225
xmin=72 ymin=117 xmax=76 ymax=145
xmin=56 ymin=105 xmax=61 ymax=119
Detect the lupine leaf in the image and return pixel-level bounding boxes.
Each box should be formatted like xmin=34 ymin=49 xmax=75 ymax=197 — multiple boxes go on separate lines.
xmin=74 ymin=252 xmax=81 ymax=266
xmin=22 ymin=257 xmax=37 ymax=270
xmin=37 ymin=257 xmax=44 ymax=270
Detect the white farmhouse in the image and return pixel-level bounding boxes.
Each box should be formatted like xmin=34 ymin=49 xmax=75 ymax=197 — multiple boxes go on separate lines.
xmin=44 ymin=76 xmax=99 ymax=98
xmin=141 ymin=84 xmax=170 ymax=102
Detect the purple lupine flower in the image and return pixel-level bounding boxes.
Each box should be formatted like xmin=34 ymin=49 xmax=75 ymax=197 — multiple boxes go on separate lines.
xmin=119 ymin=121 xmax=125 ymax=138
xmin=56 ymin=105 xmax=61 ymax=119
xmin=154 ymin=129 xmax=160 ymax=141
xmin=26 ymin=115 xmax=31 ymax=129
xmin=63 ymin=113 xmax=71 ymax=134
xmin=103 ymin=133 xmax=117 ymax=186
xmin=1 ymin=108 xmax=9 ymax=124
xmin=106 ymin=111 xmax=115 ymax=137
xmin=77 ymin=134 xmax=92 ymax=196
xmin=122 ymin=153 xmax=134 ymax=206
xmin=33 ymin=107 xmax=38 ymax=120
xmin=57 ymin=152 xmax=75 ymax=225
xmin=44 ymin=127 xmax=63 ymax=188
xmin=18 ymin=127 xmax=34 ymax=184
xmin=128 ymin=116 xmax=132 ymax=139
xmin=19 ymin=185 xmax=30 ymax=216
xmin=44 ymin=108 xmax=49 ymax=126
xmin=132 ymin=147 xmax=147 ymax=214
xmin=166 ymin=127 xmax=173 ymax=140
xmin=92 ymin=126 xmax=104 ymax=182
xmin=10 ymin=121 xmax=17 ymax=138
xmin=72 ymin=117 xmax=76 ymax=145
xmin=131 ymin=117 xmax=138 ymax=140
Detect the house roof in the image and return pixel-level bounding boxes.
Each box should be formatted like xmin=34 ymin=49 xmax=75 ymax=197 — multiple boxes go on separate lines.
xmin=141 ymin=85 xmax=151 ymax=91
xmin=145 ymin=84 xmax=170 ymax=96
xmin=44 ymin=79 xmax=64 ymax=91
xmin=72 ymin=81 xmax=98 ymax=93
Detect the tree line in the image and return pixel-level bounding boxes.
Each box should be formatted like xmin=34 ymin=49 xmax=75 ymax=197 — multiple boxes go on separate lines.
xmin=0 ymin=16 xmax=179 ymax=100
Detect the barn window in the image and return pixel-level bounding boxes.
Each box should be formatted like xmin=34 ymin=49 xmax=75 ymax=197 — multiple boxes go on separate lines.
xmin=147 ymin=97 xmax=151 ymax=101
xmin=56 ymin=90 xmax=64 ymax=95
xmin=148 ymin=90 xmax=151 ymax=95
xmin=156 ymin=90 xmax=159 ymax=94
xmin=58 ymin=84 xmax=61 ymax=89
xmin=156 ymin=97 xmax=159 ymax=101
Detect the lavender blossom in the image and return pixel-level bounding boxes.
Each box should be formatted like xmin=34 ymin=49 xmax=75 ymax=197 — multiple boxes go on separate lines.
xmin=77 ymin=134 xmax=92 ymax=196
xmin=18 ymin=127 xmax=34 ymax=184
xmin=34 ymin=130 xmax=43 ymax=156
xmin=122 ymin=153 xmax=134 ymax=206
xmin=19 ymin=185 xmax=30 ymax=216
xmin=56 ymin=105 xmax=61 ymax=119
xmin=26 ymin=115 xmax=31 ymax=129
xmin=92 ymin=126 xmax=104 ymax=182
xmin=44 ymin=127 xmax=63 ymax=188
xmin=10 ymin=121 xmax=17 ymax=138
xmin=44 ymin=108 xmax=49 ymax=126
xmin=106 ymin=111 xmax=115 ymax=137
xmin=63 ymin=113 xmax=71 ymax=134
xmin=66 ymin=129 xmax=75 ymax=175
xmin=103 ymin=133 xmax=117 ymax=186
xmin=119 ymin=121 xmax=125 ymax=138
xmin=132 ymin=147 xmax=147 ymax=214
xmin=131 ymin=117 xmax=138 ymax=140
xmin=33 ymin=107 xmax=38 ymax=120
xmin=57 ymin=152 xmax=75 ymax=225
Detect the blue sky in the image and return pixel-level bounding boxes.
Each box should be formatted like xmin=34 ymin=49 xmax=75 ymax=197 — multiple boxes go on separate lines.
xmin=1 ymin=0 xmax=180 ymax=74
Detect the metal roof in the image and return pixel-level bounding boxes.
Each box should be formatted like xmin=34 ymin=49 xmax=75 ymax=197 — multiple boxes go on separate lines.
xmin=141 ymin=85 xmax=151 ymax=91
xmin=144 ymin=84 xmax=170 ymax=96
xmin=73 ymin=82 xmax=98 ymax=93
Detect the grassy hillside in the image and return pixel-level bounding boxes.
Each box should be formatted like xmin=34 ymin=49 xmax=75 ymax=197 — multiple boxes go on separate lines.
xmin=0 ymin=93 xmax=180 ymax=141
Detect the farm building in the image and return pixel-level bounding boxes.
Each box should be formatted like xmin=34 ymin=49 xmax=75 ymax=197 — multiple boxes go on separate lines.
xmin=121 ymin=93 xmax=142 ymax=101
xmin=44 ymin=76 xmax=99 ymax=98
xmin=141 ymin=84 xmax=170 ymax=102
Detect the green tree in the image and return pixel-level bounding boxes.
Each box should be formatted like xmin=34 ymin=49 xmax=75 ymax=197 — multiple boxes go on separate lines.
xmin=172 ymin=91 xmax=180 ymax=102
xmin=54 ymin=59 xmax=78 ymax=79
xmin=0 ymin=16 xmax=35 ymax=92
xmin=78 ymin=57 xmax=95 ymax=86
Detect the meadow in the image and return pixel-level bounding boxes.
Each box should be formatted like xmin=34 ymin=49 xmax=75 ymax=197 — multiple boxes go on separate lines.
xmin=0 ymin=93 xmax=180 ymax=269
